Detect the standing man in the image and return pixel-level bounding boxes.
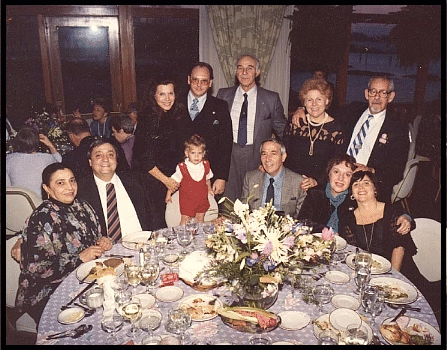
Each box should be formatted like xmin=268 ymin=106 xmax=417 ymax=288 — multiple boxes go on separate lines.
xmin=217 ymin=54 xmax=287 ymax=201
xmin=179 ymin=62 xmax=233 ymax=196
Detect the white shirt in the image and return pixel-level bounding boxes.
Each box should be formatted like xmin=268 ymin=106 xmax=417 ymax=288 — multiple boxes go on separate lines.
xmin=230 ymin=85 xmax=257 ymax=145
xmin=171 ymin=158 xmax=214 ymax=183
xmin=347 ymin=108 xmax=386 ymax=165
xmin=188 ymin=91 xmax=207 ymax=119
xmin=94 ymin=173 xmax=142 ymax=239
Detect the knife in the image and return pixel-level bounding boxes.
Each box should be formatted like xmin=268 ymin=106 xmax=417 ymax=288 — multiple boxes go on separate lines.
xmin=391 ymin=306 xmax=407 ymax=322
xmin=62 ymin=280 xmax=96 ymax=310
xmin=103 ymin=254 xmax=134 ymax=258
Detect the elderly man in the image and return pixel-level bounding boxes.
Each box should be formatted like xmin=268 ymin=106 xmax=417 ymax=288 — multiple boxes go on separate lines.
xmin=241 ymin=138 xmax=307 ymax=219
xmin=217 ymin=54 xmax=286 ymax=201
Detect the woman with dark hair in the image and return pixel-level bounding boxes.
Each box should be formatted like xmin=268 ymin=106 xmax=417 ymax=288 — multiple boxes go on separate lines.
xmin=6 ymin=127 xmax=62 ymax=198
xmin=15 ymin=163 xmax=112 ymax=325
xmin=133 ymin=79 xmax=187 ymax=229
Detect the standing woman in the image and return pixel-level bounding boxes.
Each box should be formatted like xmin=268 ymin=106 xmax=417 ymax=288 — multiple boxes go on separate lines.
xmin=15 ymin=163 xmax=112 ymax=325
xmin=283 ymin=78 xmax=345 ymax=190
xmin=133 ymin=79 xmax=186 ymax=229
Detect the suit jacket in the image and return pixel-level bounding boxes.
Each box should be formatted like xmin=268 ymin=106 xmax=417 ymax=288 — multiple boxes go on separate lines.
xmin=216 ymin=86 xmax=286 ymax=164
xmin=241 ymin=167 xmax=307 ymax=219
xmin=76 ymin=171 xmax=151 ymax=235
xmin=179 ymin=94 xmax=233 ymax=181
xmin=345 ymin=109 xmax=409 ymax=203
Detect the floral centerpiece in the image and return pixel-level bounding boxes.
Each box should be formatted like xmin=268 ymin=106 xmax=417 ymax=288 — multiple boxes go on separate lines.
xmin=199 ymin=197 xmax=334 ymax=309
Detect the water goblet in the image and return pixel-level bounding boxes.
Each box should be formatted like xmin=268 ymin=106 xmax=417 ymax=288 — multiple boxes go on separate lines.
xmin=361 ymin=284 xmax=385 ymax=328
xmin=139 ymin=309 xmax=162 ymax=339
xmin=353 ymin=265 xmax=371 ymax=294
xmin=121 ymin=296 xmax=142 ymax=338
xmin=329 ymin=251 xmax=346 ymax=270
xmin=175 ymin=226 xmax=193 ymax=257
xmin=318 ymin=329 xmax=339 ymax=345
xmin=101 ymin=314 xmax=124 ymax=345
xmin=162 ymin=251 xmax=180 ymax=273
xmin=354 ymin=250 xmax=372 ymax=269
xmin=166 ymin=308 xmax=192 ymax=344
xmin=340 ymin=323 xmax=369 ymax=345
xmin=160 ymin=227 xmax=176 ymax=250
xmin=248 ymin=334 xmax=272 ymax=345
xmin=139 ymin=259 xmax=160 ymax=293
xmin=124 ymin=263 xmax=141 ymax=294
xmin=312 ymin=283 xmax=334 ymax=316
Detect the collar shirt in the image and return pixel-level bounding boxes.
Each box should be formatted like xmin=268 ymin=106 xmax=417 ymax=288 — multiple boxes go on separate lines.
xmin=171 ymin=158 xmax=214 ymax=183
xmin=261 ymin=167 xmax=285 ymax=210
xmin=94 ymin=173 xmax=142 ymax=238
xmin=188 ymin=91 xmax=207 ymax=118
xmin=348 ymin=108 xmax=386 ymax=165
xmin=230 ymin=85 xmax=257 ymax=145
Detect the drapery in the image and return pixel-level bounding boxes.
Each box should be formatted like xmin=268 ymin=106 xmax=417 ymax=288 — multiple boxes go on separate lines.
xmin=206 ymin=5 xmax=286 ymax=86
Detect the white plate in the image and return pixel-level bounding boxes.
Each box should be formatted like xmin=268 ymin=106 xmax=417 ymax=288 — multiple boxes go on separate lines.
xmin=331 ymin=294 xmax=360 ymax=310
xmin=76 ymin=258 xmax=124 ymax=283
xmin=345 ymin=253 xmax=391 ymax=274
xmin=329 ymin=308 xmax=361 ymax=332
xmin=179 ymin=251 xmax=215 ymax=286
xmin=369 ymin=276 xmax=418 ymax=304
xmin=278 ymin=311 xmax=310 ymax=330
xmin=58 ymin=307 xmax=85 ymax=325
xmin=324 ymin=270 xmax=350 ymax=284
xmin=313 ymin=233 xmax=347 ymax=250
xmin=178 ymin=294 xmax=223 ymax=321
xmin=122 ymin=231 xmax=152 ymax=250
xmin=155 ymin=286 xmax=184 ymax=302
xmin=380 ymin=317 xmax=441 ymax=345
xmin=134 ymin=293 xmax=156 ymax=309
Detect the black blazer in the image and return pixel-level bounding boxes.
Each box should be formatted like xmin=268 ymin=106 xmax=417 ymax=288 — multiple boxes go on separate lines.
xmin=179 ymin=94 xmax=233 ymax=182
xmin=76 ymin=171 xmax=151 ymax=236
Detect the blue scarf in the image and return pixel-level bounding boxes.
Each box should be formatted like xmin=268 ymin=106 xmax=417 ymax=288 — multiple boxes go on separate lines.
xmin=325 ymin=182 xmax=348 ymax=233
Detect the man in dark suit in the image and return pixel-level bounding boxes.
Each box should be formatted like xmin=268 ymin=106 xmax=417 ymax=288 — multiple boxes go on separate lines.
xmin=241 ymin=138 xmax=307 ymax=219
xmin=217 ymin=54 xmax=287 ymax=201
xmin=178 ymin=62 xmax=233 ymax=196
xmin=76 ymin=139 xmax=151 ymax=240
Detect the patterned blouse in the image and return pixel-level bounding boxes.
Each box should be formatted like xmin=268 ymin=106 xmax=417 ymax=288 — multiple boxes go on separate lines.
xmin=16 ymin=198 xmax=102 ymax=313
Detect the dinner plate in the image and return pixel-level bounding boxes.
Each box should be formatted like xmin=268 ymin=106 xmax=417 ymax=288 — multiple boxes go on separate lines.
xmin=121 ymin=231 xmax=152 ymax=250
xmin=178 ymin=251 xmax=217 ymax=288
xmin=324 ymin=270 xmax=350 ymax=284
xmin=58 ymin=307 xmax=85 ymax=325
xmin=278 ymin=311 xmax=310 ymax=330
xmin=313 ymin=233 xmax=347 ymax=251
xmin=345 ymin=253 xmax=391 ymax=274
xmin=329 ymin=308 xmax=361 ymax=332
xmin=76 ymin=258 xmax=124 ymax=283
xmin=134 ymin=293 xmax=156 ymax=309
xmin=178 ymin=294 xmax=223 ymax=321
xmin=380 ymin=317 xmax=441 ymax=345
xmin=330 ymin=294 xmax=360 ymax=310
xmin=369 ymin=276 xmax=418 ymax=304
xmin=155 ymin=286 xmax=184 ymax=302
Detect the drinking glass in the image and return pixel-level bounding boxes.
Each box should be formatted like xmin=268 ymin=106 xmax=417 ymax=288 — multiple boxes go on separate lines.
xmin=339 ymin=323 xmax=369 ymax=345
xmin=125 ymin=263 xmax=141 ymax=294
xmin=176 ymin=226 xmax=193 ymax=256
xmin=166 ymin=308 xmax=192 ymax=344
xmin=318 ymin=330 xmax=339 ymax=345
xmin=353 ymin=265 xmax=371 ymax=294
xmin=160 ymin=227 xmax=176 ymax=250
xmin=361 ymin=284 xmax=385 ymax=328
xmin=248 ymin=334 xmax=272 ymax=345
xmin=139 ymin=309 xmax=162 ymax=338
xmin=329 ymin=251 xmax=346 ymax=270
xmin=121 ymin=296 xmax=142 ymax=338
xmin=312 ymin=283 xmax=334 ymax=315
xmin=354 ymin=251 xmax=372 ymax=269
xmin=139 ymin=259 xmax=160 ymax=293
xmin=162 ymin=251 xmax=180 ymax=273
xmin=101 ymin=314 xmax=124 ymax=345
xmin=152 ymin=229 xmax=168 ymax=259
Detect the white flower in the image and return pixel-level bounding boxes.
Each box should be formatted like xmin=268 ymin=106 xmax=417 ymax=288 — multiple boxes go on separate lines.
xmin=234 ymin=199 xmax=249 ymax=218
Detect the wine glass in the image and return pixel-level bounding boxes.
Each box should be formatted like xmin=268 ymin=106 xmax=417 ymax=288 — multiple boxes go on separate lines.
xmin=361 ymin=284 xmax=385 ymax=328
xmin=176 ymin=226 xmax=193 ymax=257
xmin=162 ymin=251 xmax=180 ymax=273
xmin=125 ymin=263 xmax=141 ymax=294
xmin=121 ymin=296 xmax=142 ymax=338
xmin=101 ymin=314 xmax=124 ymax=345
xmin=318 ymin=330 xmax=339 ymax=345
xmin=152 ymin=229 xmax=168 ymax=259
xmin=139 ymin=309 xmax=162 ymax=342
xmin=329 ymin=251 xmax=346 ymax=270
xmin=139 ymin=259 xmax=160 ymax=293
xmin=354 ymin=250 xmax=372 ymax=269
xmin=166 ymin=308 xmax=192 ymax=344
xmin=160 ymin=227 xmax=176 ymax=250
xmin=312 ymin=283 xmax=334 ymax=316
xmin=339 ymin=323 xmax=369 ymax=345
xmin=353 ymin=265 xmax=371 ymax=294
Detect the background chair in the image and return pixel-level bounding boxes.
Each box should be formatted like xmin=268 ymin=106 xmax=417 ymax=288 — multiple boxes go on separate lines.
xmin=390 ymin=158 xmax=419 ymax=214
xmin=410 ymin=218 xmax=441 ymax=282
xmin=6 ymin=187 xmax=42 ymax=236
xmin=165 ymin=192 xmax=218 ymax=228
xmin=6 ymin=235 xmax=38 ymax=334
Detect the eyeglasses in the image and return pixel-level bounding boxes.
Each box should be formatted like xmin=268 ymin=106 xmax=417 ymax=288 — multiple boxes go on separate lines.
xmin=190 ymin=78 xmax=210 ymax=86
xmin=368 ymin=89 xmax=391 ymax=98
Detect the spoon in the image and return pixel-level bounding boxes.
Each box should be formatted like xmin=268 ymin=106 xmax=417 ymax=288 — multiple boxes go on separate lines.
xmin=46 ymin=324 xmax=88 ymax=340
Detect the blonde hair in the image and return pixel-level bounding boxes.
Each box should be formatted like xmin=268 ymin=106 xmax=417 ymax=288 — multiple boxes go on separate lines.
xmin=299 ymin=78 xmax=333 ymax=108
xmin=183 ymin=134 xmax=207 ymax=160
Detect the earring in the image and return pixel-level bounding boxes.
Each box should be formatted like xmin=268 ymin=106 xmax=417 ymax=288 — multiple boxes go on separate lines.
xmin=350 ymin=195 xmax=355 ymax=201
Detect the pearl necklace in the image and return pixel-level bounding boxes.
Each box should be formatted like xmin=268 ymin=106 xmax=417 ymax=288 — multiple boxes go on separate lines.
xmin=307 ymin=113 xmax=328 ymax=156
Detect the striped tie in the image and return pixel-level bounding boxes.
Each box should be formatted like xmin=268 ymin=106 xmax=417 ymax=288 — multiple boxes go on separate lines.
xmin=348 ymin=114 xmax=374 ymax=158
xmin=190 ymin=98 xmax=199 ymax=120
xmin=106 ymin=183 xmax=121 ymax=243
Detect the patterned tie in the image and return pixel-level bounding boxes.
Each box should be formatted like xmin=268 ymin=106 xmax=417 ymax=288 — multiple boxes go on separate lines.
xmin=190 ymin=98 xmax=199 ymax=121
xmin=237 ymin=93 xmax=248 ymax=146
xmin=348 ymin=114 xmax=374 ymax=158
xmin=265 ymin=177 xmax=275 ymax=205
xmin=106 ymin=183 xmax=122 ymax=243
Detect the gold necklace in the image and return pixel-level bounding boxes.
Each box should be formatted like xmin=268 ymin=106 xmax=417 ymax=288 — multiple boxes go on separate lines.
xmin=307 ymin=113 xmax=328 ymax=156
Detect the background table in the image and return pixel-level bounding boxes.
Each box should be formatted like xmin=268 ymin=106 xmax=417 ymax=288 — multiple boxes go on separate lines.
xmin=36 ymin=236 xmax=440 ymax=345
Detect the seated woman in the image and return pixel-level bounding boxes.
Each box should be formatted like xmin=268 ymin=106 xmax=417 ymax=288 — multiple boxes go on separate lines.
xmin=15 ymin=163 xmax=112 ymax=325
xmin=6 ymin=127 xmax=62 ymax=198
xmin=339 ymin=170 xmax=416 ymax=272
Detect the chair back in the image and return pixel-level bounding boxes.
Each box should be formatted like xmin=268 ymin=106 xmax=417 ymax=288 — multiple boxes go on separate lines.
xmin=6 ymin=187 xmax=42 ymax=236
xmin=391 ymin=159 xmax=419 ymax=204
xmin=165 ymin=192 xmax=218 ymax=228
xmin=410 ymin=218 xmax=441 ymax=282
xmin=407 ymin=123 xmax=416 ymax=162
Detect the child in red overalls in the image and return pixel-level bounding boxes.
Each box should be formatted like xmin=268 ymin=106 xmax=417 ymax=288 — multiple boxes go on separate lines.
xmin=166 ymin=134 xmax=214 ymax=225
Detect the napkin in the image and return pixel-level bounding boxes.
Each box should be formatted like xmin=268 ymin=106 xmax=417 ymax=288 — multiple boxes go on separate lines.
xmin=96 ymin=275 xmax=118 ymax=320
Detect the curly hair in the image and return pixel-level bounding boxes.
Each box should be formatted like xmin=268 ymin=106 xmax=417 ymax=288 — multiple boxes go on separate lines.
xmin=298 ymin=77 xmax=333 ymax=108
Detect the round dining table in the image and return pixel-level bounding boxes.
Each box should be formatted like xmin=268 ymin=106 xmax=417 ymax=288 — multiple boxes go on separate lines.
xmin=36 ymin=232 xmax=440 ymax=345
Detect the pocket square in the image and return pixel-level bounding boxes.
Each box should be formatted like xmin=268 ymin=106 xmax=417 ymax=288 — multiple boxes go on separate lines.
xmin=213 ymin=119 xmax=219 ymax=125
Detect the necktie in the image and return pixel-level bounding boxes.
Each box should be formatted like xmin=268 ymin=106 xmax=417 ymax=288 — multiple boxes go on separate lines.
xmin=190 ymin=98 xmax=199 ymax=121
xmin=106 ymin=183 xmax=122 ymax=243
xmin=265 ymin=177 xmax=275 ymax=205
xmin=237 ymin=93 xmax=248 ymax=146
xmin=348 ymin=114 xmax=374 ymax=158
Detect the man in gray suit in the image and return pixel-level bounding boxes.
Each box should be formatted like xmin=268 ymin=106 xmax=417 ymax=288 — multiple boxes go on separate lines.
xmin=216 ymin=54 xmax=287 ymax=201
xmin=241 ymin=139 xmax=307 ymax=219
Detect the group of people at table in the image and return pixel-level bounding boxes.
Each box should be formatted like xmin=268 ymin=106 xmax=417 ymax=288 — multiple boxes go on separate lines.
xmin=8 ymin=54 xmax=423 ymax=332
